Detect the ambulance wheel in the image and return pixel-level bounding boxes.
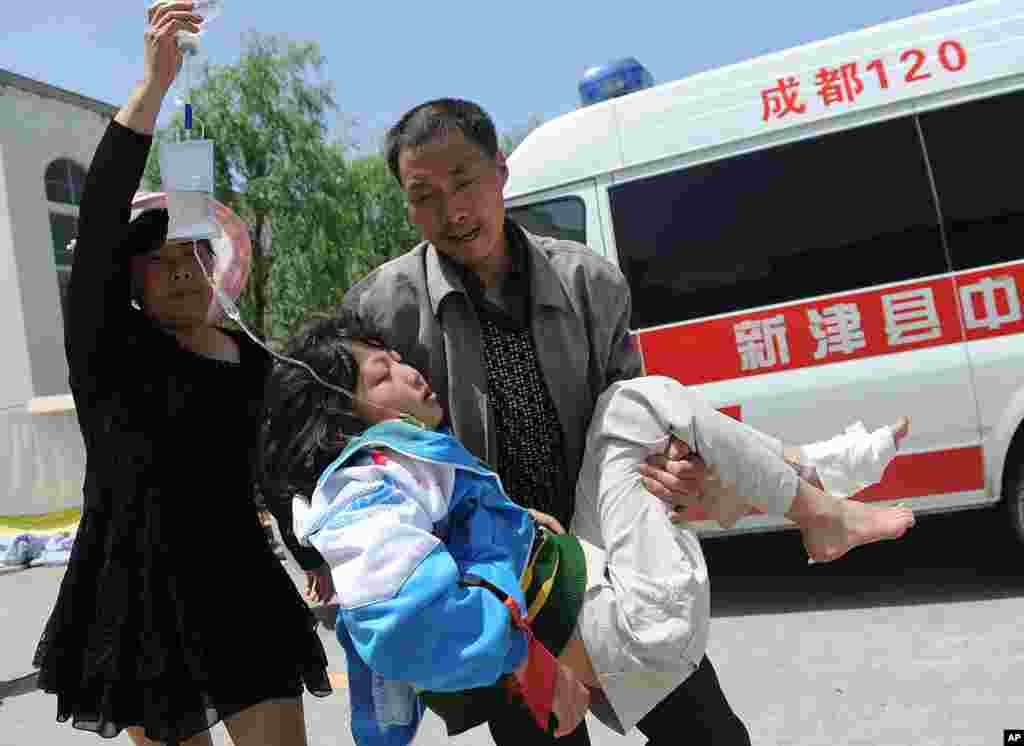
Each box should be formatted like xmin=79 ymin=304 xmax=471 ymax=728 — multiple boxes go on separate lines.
xmin=1005 ymin=455 xmax=1024 ymax=545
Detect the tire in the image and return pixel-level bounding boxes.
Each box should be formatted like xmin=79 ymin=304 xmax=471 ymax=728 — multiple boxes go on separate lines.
xmin=1004 ymin=453 xmax=1024 ymax=544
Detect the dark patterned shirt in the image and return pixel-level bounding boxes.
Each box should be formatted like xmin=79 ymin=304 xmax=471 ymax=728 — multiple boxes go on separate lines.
xmin=479 ymin=315 xmax=571 ymax=527
xmin=453 ymin=230 xmax=572 ymax=527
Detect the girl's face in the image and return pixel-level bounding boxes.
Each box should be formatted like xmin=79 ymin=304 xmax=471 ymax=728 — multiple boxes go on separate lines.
xmin=349 ymin=341 xmax=444 ymax=429
xmin=132 ymin=239 xmax=215 ymax=329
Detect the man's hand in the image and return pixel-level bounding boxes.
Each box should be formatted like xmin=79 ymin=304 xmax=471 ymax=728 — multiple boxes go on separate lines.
xmin=528 ymin=509 xmax=566 ymax=535
xmin=551 ymin=662 xmax=590 ymax=737
xmin=638 ymin=437 xmax=707 ymax=524
xmin=304 ymin=563 xmax=336 ymax=606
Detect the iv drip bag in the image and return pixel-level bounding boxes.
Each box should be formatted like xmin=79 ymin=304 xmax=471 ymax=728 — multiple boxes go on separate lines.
xmin=159 ymin=138 xmax=217 ymax=240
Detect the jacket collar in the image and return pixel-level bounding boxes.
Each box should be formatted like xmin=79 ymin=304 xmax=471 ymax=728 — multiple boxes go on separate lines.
xmin=425 ymin=219 xmax=572 ymax=317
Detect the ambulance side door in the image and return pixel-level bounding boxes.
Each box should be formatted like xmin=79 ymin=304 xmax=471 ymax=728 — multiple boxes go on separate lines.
xmin=607 ymin=113 xmax=982 ymax=526
xmin=919 ymin=88 xmax=1024 ymax=503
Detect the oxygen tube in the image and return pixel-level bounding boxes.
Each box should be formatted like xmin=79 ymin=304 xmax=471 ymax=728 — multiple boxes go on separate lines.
xmin=192 ymin=245 xmax=427 ymax=428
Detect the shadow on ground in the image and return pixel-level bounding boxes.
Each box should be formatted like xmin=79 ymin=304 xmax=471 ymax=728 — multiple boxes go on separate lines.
xmin=704 ymin=504 xmax=1024 ymax=618
xmin=304 ymin=507 xmax=1024 ymax=624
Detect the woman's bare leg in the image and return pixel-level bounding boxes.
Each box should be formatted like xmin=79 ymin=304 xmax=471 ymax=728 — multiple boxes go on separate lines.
xmin=222 ymin=697 xmax=308 ymax=746
xmin=125 ymin=726 xmax=213 ymax=746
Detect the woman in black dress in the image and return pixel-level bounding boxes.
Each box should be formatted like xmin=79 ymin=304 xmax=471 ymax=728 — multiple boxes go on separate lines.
xmin=32 ymin=4 xmax=330 ymax=744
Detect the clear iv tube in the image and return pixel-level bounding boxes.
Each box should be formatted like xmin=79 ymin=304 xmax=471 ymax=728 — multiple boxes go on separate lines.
xmin=192 ymin=244 xmax=351 ymax=397
xmin=173 ymin=0 xmax=223 ymax=133
xmin=173 ymin=36 xmax=197 ymax=132
xmin=183 ymin=57 xmax=194 ymax=131
xmin=192 ymin=243 xmax=413 ymax=422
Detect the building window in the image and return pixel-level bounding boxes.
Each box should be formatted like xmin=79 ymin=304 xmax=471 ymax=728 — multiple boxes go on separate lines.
xmin=44 ymin=159 xmax=86 ymax=205
xmin=49 ymin=212 xmax=77 ymax=326
xmin=49 ymin=212 xmax=77 ymax=269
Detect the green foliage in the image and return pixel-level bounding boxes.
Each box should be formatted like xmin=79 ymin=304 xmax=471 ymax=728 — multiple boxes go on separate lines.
xmin=269 ymin=153 xmax=419 ymax=338
xmin=348 ymin=155 xmax=421 ymax=280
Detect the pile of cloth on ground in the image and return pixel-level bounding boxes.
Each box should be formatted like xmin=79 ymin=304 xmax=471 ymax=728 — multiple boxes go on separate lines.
xmin=0 ymin=530 xmax=75 ymax=567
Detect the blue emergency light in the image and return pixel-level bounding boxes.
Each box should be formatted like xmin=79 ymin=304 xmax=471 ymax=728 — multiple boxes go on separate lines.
xmin=579 ymin=57 xmax=654 ymax=107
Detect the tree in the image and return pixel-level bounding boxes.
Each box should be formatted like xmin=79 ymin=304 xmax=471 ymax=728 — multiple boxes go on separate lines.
xmin=267 ymin=153 xmax=420 ymax=339
xmin=347 ymin=154 xmax=420 ymax=283
xmin=145 ymin=32 xmax=358 ymax=340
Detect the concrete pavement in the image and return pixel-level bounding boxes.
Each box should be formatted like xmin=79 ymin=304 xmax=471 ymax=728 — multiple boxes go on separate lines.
xmin=3 ymin=506 xmax=1024 ymax=745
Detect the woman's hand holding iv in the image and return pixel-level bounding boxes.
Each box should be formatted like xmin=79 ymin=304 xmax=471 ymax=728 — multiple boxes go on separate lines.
xmin=143 ymin=2 xmax=201 ymax=93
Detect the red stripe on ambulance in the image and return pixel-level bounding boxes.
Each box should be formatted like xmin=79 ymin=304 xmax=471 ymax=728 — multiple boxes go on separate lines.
xmin=636 ymin=262 xmax=1024 ymax=386
xmin=856 ymin=445 xmax=984 ymax=501
xmin=955 ymin=262 xmax=1024 ymax=343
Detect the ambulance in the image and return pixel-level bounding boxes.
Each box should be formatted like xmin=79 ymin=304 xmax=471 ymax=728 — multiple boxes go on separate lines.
xmin=503 ymin=0 xmax=1024 ymax=542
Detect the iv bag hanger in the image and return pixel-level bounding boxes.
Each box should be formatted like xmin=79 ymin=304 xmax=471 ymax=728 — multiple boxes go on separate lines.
xmin=155 ymin=0 xmax=221 ymax=238
xmin=173 ymin=52 xmax=206 ymax=141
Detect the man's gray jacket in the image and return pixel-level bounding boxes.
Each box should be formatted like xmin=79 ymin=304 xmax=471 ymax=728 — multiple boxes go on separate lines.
xmin=340 ymin=224 xmax=643 ymax=492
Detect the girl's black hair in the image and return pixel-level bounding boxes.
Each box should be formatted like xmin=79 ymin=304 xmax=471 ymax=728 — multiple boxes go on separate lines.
xmin=260 ymin=312 xmax=378 ymax=500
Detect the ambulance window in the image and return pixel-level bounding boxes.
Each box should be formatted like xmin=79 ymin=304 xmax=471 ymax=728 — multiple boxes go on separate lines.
xmin=918 ymin=89 xmax=1024 ymax=272
xmin=507 ymin=197 xmax=586 ymax=244
xmin=610 ymin=117 xmax=947 ymax=329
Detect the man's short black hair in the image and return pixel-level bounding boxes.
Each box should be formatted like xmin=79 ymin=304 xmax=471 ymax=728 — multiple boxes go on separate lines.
xmin=384 ymin=98 xmax=499 ymax=186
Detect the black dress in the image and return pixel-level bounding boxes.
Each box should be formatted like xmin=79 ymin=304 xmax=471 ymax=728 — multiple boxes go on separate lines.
xmin=32 ymin=120 xmax=331 ymax=743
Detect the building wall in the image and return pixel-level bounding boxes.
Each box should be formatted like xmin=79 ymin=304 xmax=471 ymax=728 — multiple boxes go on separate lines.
xmin=0 ymin=73 xmax=115 ymax=515
xmin=0 ymin=142 xmax=35 ymax=411
xmin=0 ymin=76 xmax=113 ymax=405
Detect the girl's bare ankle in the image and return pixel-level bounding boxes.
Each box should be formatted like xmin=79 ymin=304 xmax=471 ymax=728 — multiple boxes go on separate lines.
xmin=789 ymin=481 xmax=837 ymax=524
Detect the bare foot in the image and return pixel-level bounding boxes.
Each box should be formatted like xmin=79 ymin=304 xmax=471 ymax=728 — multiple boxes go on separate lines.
xmin=800 ymin=499 xmax=915 ymax=563
xmin=891 ymin=416 xmax=910 ymax=449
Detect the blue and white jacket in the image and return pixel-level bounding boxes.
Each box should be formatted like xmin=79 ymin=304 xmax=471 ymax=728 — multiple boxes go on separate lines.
xmin=293 ymin=420 xmax=537 ymax=746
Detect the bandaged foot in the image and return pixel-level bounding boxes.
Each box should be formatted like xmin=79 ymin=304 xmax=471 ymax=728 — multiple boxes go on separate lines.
xmin=796 ymin=418 xmax=910 ymax=497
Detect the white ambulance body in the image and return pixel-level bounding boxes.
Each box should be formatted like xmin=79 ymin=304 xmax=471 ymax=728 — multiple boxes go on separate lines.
xmin=503 ymin=0 xmax=1024 ymax=540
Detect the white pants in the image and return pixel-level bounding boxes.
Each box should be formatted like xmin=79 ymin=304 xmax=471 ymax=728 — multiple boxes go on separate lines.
xmin=571 ymin=375 xmax=898 ymax=733
xmin=582 ymin=375 xmax=899 ymax=527
xmin=584 ymin=376 xmax=801 ymax=528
